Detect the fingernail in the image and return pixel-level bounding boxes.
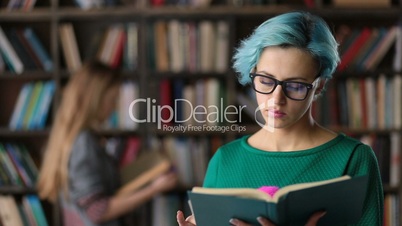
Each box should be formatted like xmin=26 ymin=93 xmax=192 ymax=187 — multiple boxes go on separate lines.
xmin=320 ymin=211 xmax=327 ymax=217
xmin=229 ymin=218 xmax=238 ymax=225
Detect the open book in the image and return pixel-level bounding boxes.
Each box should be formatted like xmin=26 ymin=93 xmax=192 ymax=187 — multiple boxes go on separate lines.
xmin=188 ymin=175 xmax=368 ymax=226
xmin=116 ymin=150 xmax=171 ymax=197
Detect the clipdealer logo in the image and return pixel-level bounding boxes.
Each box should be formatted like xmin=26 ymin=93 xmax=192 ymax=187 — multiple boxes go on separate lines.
xmin=128 ymin=98 xmax=247 ymax=132
xmin=254 ymin=99 xmax=275 ymax=132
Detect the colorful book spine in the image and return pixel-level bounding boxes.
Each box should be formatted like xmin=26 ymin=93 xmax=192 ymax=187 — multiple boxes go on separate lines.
xmin=35 ymin=80 xmax=55 ymax=129
xmin=9 ymin=82 xmax=34 ymax=130
xmin=25 ymin=195 xmax=49 ymax=226
xmin=22 ymin=81 xmax=43 ymax=130
xmin=338 ymin=27 xmax=372 ymax=71
xmin=28 ymin=81 xmax=46 ymax=129
xmin=4 ymin=143 xmax=33 ymax=187
xmin=0 ymin=143 xmax=23 ymax=186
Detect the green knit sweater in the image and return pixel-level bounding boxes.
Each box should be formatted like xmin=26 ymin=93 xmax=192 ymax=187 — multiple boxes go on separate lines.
xmin=203 ymin=133 xmax=383 ymax=225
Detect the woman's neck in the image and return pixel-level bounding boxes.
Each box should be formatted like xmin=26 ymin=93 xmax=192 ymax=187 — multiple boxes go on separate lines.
xmin=249 ymin=122 xmax=336 ymax=152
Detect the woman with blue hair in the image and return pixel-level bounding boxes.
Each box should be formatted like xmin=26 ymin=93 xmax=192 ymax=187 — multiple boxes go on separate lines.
xmin=177 ymin=11 xmax=383 ymax=226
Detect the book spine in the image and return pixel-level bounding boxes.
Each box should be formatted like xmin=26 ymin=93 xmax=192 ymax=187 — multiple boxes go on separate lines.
xmin=26 ymin=195 xmax=49 ymax=226
xmin=124 ymin=22 xmax=138 ymax=70
xmin=23 ymin=28 xmax=54 ymax=72
xmin=0 ymin=195 xmax=24 ymax=226
xmin=5 ymin=29 xmax=38 ymax=71
xmin=18 ymin=144 xmax=39 ymax=178
xmin=4 ymin=143 xmax=33 ymax=187
xmin=9 ymin=83 xmax=33 ymax=130
xmin=22 ymin=195 xmax=38 ymax=226
xmin=0 ymin=26 xmax=24 ymax=73
xmin=59 ymin=23 xmax=81 ymax=71
xmin=35 ymin=80 xmax=55 ymax=129
xmin=0 ymin=143 xmax=23 ymax=186
xmin=28 ymin=81 xmax=45 ymax=129
xmin=11 ymin=143 xmax=38 ymax=184
xmin=22 ymin=81 xmax=43 ymax=130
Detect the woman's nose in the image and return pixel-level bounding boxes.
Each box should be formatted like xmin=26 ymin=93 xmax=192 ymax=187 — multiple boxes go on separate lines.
xmin=271 ymin=85 xmax=286 ymax=104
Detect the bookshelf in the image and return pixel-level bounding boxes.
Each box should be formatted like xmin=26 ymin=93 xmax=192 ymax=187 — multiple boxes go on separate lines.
xmin=0 ymin=0 xmax=401 ymax=225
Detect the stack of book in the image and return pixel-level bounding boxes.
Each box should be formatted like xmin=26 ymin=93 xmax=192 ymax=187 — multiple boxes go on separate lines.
xmin=0 ymin=194 xmax=48 ymax=226
xmin=59 ymin=22 xmax=138 ymax=72
xmin=0 ymin=26 xmax=53 ymax=74
xmin=0 ymin=143 xmax=38 ymax=188
xmin=9 ymin=80 xmax=55 ymax=130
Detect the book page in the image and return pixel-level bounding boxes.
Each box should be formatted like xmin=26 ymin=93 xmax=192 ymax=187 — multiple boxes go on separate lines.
xmin=272 ymin=175 xmax=351 ymax=202
xmin=192 ymin=187 xmax=273 ymax=202
xmin=192 ymin=175 xmax=352 ymax=203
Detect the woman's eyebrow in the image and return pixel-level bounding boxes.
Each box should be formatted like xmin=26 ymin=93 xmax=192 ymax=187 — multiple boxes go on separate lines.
xmin=255 ymin=71 xmax=309 ymax=82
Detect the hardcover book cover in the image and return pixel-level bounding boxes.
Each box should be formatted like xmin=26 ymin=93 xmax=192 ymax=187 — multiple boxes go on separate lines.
xmin=188 ymin=175 xmax=368 ymax=226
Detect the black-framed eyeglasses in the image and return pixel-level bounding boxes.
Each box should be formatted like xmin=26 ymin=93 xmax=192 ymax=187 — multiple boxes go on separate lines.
xmin=249 ymin=73 xmax=316 ymax=101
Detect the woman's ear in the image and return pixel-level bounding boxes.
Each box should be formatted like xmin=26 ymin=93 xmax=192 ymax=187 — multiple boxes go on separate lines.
xmin=314 ymin=78 xmax=327 ymax=96
xmin=313 ymin=78 xmax=327 ymax=101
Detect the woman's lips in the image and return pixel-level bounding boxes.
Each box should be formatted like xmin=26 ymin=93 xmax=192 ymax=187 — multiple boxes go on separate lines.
xmin=267 ymin=109 xmax=286 ymax=118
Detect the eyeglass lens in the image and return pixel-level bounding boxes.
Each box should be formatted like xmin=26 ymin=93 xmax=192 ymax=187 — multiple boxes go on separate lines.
xmin=253 ymin=75 xmax=310 ymax=100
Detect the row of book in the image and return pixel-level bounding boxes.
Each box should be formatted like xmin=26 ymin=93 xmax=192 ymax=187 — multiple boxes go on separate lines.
xmin=8 ymin=79 xmax=139 ymax=132
xmin=150 ymin=20 xmax=229 ymax=73
xmin=59 ymin=22 xmax=138 ymax=72
xmin=358 ymin=132 xmax=400 ymax=187
xmin=0 ymin=26 xmax=53 ymax=74
xmin=9 ymin=80 xmax=55 ymax=131
xmin=0 ymin=143 xmax=38 ymax=187
xmin=336 ymin=25 xmax=402 ymax=71
xmin=158 ymin=78 xmax=229 ymax=127
xmin=313 ymin=74 xmax=402 ymax=130
xmin=336 ymin=25 xmax=401 ymax=72
xmin=0 ymin=194 xmax=48 ymax=226
xmin=8 ymin=23 xmax=400 ymax=75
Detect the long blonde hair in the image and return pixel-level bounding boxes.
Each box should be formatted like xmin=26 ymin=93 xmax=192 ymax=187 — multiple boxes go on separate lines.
xmin=37 ymin=60 xmax=121 ymax=202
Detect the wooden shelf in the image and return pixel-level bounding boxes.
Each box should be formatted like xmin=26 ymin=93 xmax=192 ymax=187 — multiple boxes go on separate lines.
xmin=0 ymin=8 xmax=52 ymax=21
xmin=0 ymin=128 xmax=50 ymax=137
xmin=0 ymin=186 xmax=37 ymax=194
xmin=1 ymin=5 xmax=400 ymax=20
xmin=0 ymin=71 xmax=54 ymax=80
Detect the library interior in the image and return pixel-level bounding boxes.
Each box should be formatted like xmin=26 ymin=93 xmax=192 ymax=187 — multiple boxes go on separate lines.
xmin=0 ymin=0 xmax=401 ymax=225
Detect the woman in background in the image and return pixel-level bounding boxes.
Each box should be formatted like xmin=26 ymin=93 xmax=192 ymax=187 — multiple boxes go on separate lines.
xmin=177 ymin=11 xmax=383 ymax=226
xmin=37 ymin=60 xmax=177 ymax=226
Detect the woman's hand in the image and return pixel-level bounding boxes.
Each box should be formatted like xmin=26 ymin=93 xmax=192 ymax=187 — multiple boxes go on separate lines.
xmin=229 ymin=211 xmax=326 ymax=226
xmin=150 ymin=171 xmax=178 ymax=194
xmin=177 ymin=211 xmax=196 ymax=226
xmin=229 ymin=217 xmax=274 ymax=226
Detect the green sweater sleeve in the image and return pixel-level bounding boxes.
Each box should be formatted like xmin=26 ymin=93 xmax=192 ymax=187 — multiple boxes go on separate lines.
xmin=345 ymin=144 xmax=384 ymax=226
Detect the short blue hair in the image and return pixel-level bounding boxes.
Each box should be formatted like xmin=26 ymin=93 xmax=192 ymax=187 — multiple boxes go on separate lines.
xmin=233 ymin=11 xmax=340 ymax=85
